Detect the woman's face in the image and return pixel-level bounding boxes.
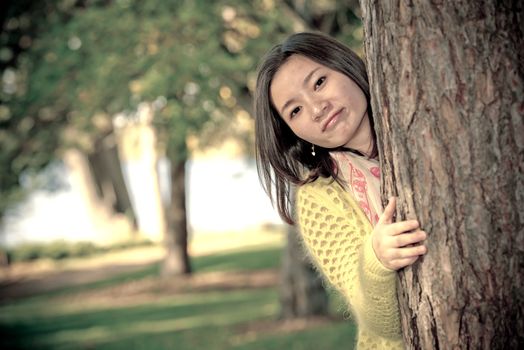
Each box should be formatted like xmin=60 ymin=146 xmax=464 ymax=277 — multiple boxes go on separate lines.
xmin=270 ymin=54 xmax=372 ymax=155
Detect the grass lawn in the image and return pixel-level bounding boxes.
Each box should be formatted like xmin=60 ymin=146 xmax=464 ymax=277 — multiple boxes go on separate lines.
xmin=0 ymin=245 xmax=357 ymax=350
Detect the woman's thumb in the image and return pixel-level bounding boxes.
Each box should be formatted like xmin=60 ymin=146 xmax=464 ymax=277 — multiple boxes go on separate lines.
xmin=378 ymin=196 xmax=396 ymax=225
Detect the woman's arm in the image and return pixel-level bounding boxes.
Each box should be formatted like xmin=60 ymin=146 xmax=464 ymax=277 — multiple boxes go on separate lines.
xmin=296 ymin=180 xmax=402 ymax=338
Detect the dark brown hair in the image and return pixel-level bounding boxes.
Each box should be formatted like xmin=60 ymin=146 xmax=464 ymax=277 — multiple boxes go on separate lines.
xmin=254 ymin=32 xmax=376 ymax=224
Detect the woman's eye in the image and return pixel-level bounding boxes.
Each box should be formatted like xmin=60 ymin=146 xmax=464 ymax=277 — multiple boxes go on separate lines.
xmin=290 ymin=107 xmax=301 ymax=118
xmin=314 ymin=77 xmax=326 ymax=90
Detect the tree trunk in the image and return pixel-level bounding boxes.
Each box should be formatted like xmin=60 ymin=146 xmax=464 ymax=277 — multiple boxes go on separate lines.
xmin=161 ymin=156 xmax=191 ymax=276
xmin=279 ymin=223 xmax=330 ymax=319
xmin=360 ymin=0 xmax=523 ymax=348
xmin=88 ymin=133 xmax=137 ymax=228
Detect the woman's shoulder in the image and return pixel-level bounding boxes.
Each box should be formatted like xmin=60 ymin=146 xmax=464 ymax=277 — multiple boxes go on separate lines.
xmin=296 ymin=176 xmax=370 ymax=233
xmin=298 ymin=176 xmax=344 ymax=194
xmin=297 ymin=177 xmax=350 ymax=209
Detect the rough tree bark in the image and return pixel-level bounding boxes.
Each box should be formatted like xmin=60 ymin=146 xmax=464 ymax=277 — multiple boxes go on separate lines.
xmin=360 ymin=0 xmax=523 ymax=348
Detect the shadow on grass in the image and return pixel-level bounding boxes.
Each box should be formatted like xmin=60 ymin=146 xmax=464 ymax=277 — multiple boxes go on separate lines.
xmin=0 ymin=263 xmax=161 ymax=305
xmin=0 ymin=247 xmax=282 ymax=304
xmin=0 ymin=288 xmax=279 ymax=350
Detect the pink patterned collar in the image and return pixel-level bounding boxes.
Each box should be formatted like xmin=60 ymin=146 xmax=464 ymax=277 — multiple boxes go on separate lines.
xmin=330 ymin=151 xmax=382 ymax=226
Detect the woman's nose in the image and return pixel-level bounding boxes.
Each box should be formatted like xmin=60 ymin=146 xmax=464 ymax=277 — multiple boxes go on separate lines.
xmin=312 ymin=100 xmax=329 ymax=121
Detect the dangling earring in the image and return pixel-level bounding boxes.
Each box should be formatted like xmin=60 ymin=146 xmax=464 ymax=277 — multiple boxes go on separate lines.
xmin=311 ymin=144 xmax=316 ymax=156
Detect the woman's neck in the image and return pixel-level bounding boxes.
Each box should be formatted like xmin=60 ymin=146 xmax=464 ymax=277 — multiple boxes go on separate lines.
xmin=343 ymin=112 xmax=374 ymax=157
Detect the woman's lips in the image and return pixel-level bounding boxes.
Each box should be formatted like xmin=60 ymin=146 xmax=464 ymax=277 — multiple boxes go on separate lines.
xmin=322 ymin=108 xmax=344 ymax=131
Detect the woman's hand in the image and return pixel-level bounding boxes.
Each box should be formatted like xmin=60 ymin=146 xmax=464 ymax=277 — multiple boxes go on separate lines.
xmin=372 ymin=197 xmax=428 ymax=270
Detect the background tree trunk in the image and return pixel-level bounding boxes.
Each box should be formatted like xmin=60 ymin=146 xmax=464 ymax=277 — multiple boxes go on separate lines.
xmin=279 ymin=223 xmax=329 ymax=319
xmin=161 ymin=156 xmax=191 ymax=276
xmin=360 ymin=0 xmax=523 ymax=348
xmin=88 ymin=133 xmax=137 ymax=228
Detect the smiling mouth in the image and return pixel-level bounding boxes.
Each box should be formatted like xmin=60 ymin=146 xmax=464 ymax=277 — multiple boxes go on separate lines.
xmin=322 ymin=108 xmax=344 ymax=132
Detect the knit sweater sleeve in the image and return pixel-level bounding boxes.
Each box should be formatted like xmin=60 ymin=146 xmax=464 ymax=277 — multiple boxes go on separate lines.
xmin=296 ymin=179 xmax=402 ymax=339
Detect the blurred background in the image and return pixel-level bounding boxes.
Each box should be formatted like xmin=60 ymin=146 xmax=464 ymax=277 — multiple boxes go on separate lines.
xmin=0 ymin=0 xmax=364 ymax=349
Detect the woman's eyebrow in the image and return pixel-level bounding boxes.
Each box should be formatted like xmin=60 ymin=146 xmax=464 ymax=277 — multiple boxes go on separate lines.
xmin=280 ymin=67 xmax=321 ymax=114
xmin=303 ymin=67 xmax=321 ymax=87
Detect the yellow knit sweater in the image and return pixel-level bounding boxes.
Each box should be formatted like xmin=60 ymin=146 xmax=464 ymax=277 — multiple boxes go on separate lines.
xmin=296 ymin=177 xmax=404 ymax=349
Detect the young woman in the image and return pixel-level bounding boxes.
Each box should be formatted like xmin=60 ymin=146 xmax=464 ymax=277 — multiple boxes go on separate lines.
xmin=254 ymin=32 xmax=427 ymax=349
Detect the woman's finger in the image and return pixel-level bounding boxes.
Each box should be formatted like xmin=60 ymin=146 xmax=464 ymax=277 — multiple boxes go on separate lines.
xmin=393 ymin=244 xmax=427 ymax=259
xmin=387 ymin=220 xmax=420 ymax=235
xmin=394 ymin=231 xmax=426 ymax=247
xmin=377 ymin=196 xmax=396 ymax=225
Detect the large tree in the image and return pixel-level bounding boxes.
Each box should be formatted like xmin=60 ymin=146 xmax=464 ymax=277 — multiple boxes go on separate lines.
xmin=360 ymin=0 xmax=523 ymax=348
